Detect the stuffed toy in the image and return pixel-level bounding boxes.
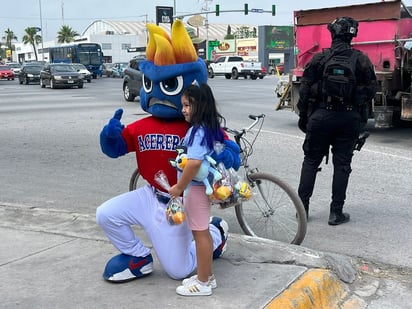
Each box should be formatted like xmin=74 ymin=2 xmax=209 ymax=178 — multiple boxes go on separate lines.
xmin=98 ymin=19 xmax=241 ymax=283
xmin=169 ymin=145 xmax=222 ymax=195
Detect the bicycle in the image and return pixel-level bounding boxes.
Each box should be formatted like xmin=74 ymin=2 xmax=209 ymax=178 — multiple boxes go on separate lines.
xmin=129 ymin=114 xmax=307 ymax=245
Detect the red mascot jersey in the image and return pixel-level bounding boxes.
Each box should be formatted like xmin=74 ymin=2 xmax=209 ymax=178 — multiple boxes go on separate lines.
xmin=122 ymin=116 xmax=189 ymax=192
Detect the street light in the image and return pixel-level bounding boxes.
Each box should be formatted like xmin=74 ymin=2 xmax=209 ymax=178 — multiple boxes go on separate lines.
xmin=39 ymin=0 xmax=44 ymax=61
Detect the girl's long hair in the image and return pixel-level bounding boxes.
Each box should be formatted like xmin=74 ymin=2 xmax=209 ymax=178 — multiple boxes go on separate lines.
xmin=183 ymin=83 xmax=224 ymax=150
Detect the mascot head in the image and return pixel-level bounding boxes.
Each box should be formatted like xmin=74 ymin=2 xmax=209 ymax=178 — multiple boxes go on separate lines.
xmin=139 ymin=20 xmax=208 ymax=119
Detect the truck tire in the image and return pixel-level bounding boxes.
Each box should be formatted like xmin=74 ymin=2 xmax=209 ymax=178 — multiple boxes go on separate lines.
xmin=231 ymin=68 xmax=239 ymax=79
xmin=251 ymin=75 xmax=257 ymax=80
xmin=225 ymin=74 xmax=231 ymax=79
xmin=208 ymin=68 xmax=215 ymax=78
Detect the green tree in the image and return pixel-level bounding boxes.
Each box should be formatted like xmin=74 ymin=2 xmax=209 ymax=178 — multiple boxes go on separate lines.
xmin=57 ymin=25 xmax=79 ymax=43
xmin=2 ymin=28 xmax=17 ymax=60
xmin=224 ymin=25 xmax=234 ymax=40
xmin=22 ymin=27 xmax=42 ymax=61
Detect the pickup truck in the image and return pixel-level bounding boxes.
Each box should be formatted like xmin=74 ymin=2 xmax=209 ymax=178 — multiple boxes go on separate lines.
xmin=208 ymin=56 xmax=262 ymax=80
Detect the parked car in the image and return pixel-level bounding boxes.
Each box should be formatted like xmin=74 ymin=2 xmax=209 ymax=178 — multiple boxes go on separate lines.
xmin=6 ymin=62 xmax=21 ymax=75
xmin=123 ymin=56 xmax=145 ymax=101
xmin=258 ymin=66 xmax=267 ymax=79
xmin=71 ymin=63 xmax=92 ymax=82
xmin=208 ymin=56 xmax=262 ymax=80
xmin=276 ymin=63 xmax=285 ymax=74
xmin=0 ymin=65 xmax=15 ymax=80
xmin=102 ymin=63 xmax=114 ymax=77
xmin=19 ymin=63 xmax=42 ymax=84
xmin=270 ymin=63 xmax=285 ymax=75
xmin=40 ymin=63 xmax=84 ymax=89
xmin=112 ymin=62 xmax=128 ymax=78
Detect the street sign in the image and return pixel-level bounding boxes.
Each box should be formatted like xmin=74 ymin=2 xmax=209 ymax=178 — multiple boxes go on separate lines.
xmin=156 ymin=6 xmax=173 ymax=25
xmin=251 ymin=8 xmax=264 ymax=13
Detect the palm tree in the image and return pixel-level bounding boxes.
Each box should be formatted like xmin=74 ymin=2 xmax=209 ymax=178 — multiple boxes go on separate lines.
xmin=2 ymin=28 xmax=17 ymax=60
xmin=22 ymin=27 xmax=42 ymax=61
xmin=57 ymin=25 xmax=79 ymax=43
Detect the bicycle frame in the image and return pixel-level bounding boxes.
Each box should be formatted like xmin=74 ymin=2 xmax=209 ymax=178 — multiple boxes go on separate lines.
xmin=130 ymin=113 xmax=307 ymax=244
xmin=224 ymin=114 xmax=265 ymax=172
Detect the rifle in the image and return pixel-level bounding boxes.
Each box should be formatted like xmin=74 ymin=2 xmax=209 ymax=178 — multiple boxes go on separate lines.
xmin=321 ymin=131 xmax=369 ymax=169
xmin=353 ymin=131 xmax=370 ymax=151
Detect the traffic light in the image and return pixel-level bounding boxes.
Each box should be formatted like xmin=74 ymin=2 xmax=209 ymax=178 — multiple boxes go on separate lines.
xmin=272 ymin=5 xmax=276 ymax=16
xmin=216 ymin=4 xmax=220 ymax=16
xmin=244 ymin=3 xmax=248 ymax=15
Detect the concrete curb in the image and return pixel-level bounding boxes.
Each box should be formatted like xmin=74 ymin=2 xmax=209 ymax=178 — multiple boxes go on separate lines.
xmin=265 ymin=269 xmax=347 ymax=308
xmin=1 ymin=204 xmax=358 ymax=308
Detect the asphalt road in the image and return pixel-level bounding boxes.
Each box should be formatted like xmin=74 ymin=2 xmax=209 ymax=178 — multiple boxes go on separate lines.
xmin=1 ymin=75 xmax=411 ymax=273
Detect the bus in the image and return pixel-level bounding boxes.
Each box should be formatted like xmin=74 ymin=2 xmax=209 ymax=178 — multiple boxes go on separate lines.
xmin=48 ymin=43 xmax=103 ymax=78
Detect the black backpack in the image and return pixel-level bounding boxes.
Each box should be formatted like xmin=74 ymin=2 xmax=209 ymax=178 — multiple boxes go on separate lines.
xmin=320 ymin=49 xmax=359 ymax=105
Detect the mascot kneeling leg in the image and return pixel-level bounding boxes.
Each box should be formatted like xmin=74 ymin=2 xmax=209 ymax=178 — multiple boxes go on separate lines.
xmin=98 ymin=19 xmax=238 ymax=283
xmin=103 ymin=253 xmax=154 ymax=283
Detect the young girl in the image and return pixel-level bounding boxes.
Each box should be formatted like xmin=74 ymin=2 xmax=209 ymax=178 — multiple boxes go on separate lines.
xmin=169 ymin=83 xmax=226 ymax=296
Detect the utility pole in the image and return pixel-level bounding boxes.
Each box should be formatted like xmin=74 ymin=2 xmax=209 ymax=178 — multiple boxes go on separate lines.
xmin=201 ymin=0 xmax=213 ymax=60
xmin=39 ymin=0 xmax=44 ymax=61
xmin=61 ymin=0 xmax=65 ymax=25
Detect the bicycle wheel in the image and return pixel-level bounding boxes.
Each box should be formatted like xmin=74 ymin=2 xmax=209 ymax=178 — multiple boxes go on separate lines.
xmin=235 ymin=172 xmax=307 ymax=245
xmin=129 ymin=168 xmax=148 ymax=191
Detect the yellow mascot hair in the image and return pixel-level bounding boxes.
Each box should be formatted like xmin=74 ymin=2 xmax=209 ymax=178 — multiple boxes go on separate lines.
xmin=146 ymin=20 xmax=198 ymax=65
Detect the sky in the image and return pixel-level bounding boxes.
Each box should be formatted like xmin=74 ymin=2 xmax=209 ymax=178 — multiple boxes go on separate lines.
xmin=2 ymin=0 xmax=412 ymax=42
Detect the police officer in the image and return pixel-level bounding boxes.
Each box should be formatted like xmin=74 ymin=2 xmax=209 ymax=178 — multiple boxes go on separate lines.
xmin=297 ymin=17 xmax=377 ymax=225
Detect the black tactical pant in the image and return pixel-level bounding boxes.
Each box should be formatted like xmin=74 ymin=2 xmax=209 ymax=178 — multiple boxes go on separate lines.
xmin=298 ymin=108 xmax=361 ymax=214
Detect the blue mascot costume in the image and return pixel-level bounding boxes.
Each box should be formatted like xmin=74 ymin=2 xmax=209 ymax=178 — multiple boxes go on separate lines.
xmin=97 ymin=20 xmax=240 ymax=283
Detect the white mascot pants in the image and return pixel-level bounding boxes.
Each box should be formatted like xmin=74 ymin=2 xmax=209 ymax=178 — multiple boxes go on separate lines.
xmin=96 ymin=185 xmax=223 ymax=279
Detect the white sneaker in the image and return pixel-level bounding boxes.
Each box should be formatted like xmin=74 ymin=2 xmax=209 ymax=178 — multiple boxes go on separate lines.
xmin=176 ymin=279 xmax=213 ymax=296
xmin=182 ymin=274 xmax=217 ymax=289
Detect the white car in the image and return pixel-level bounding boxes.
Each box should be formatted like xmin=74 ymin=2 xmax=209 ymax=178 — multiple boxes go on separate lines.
xmin=72 ymin=63 xmax=92 ymax=83
xmin=7 ymin=62 xmax=21 ymax=75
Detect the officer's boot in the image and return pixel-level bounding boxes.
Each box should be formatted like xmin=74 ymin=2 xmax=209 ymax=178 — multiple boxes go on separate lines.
xmin=329 ymin=164 xmax=351 ymax=225
xmin=328 ymin=202 xmax=350 ymax=226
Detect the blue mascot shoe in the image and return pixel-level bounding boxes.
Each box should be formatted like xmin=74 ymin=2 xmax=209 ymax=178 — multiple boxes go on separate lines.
xmin=210 ymin=217 xmax=229 ymax=259
xmin=103 ymin=253 xmax=153 ymax=283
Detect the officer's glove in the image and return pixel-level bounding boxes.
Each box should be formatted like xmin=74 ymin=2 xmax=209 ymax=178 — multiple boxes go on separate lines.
xmin=298 ymin=115 xmax=308 ymax=133
xmin=100 ymin=108 xmax=127 ymax=158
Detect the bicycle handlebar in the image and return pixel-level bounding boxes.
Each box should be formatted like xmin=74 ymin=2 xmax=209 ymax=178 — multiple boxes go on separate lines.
xmin=224 ymin=114 xmax=265 ymax=137
xmin=246 ymin=114 xmax=265 ymax=131
xmin=248 ymin=114 xmax=265 ymax=121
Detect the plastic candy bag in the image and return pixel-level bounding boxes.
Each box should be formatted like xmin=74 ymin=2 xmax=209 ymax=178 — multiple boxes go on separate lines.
xmin=210 ymin=162 xmax=233 ymax=203
xmin=154 ymin=170 xmax=185 ymax=225
xmin=227 ymin=167 xmax=252 ymax=200
xmin=210 ymin=141 xmax=252 ymax=207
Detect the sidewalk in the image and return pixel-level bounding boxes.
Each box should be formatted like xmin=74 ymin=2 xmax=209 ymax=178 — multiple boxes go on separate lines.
xmin=0 ymin=204 xmax=359 ymax=309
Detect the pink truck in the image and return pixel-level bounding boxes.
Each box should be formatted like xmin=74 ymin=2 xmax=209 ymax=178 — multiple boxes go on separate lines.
xmin=283 ymin=0 xmax=412 ymax=128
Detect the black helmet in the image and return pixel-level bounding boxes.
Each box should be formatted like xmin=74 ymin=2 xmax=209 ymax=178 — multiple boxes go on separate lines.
xmin=327 ymin=17 xmax=358 ymax=39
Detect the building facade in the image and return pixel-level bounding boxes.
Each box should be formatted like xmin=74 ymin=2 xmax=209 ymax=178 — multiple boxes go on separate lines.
xmin=13 ymin=20 xmax=293 ymax=73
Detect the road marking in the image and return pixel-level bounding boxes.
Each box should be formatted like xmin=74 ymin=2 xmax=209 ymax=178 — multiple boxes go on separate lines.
xmin=260 ymin=129 xmax=412 ymax=162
